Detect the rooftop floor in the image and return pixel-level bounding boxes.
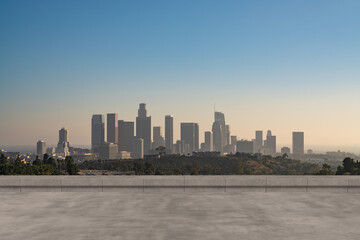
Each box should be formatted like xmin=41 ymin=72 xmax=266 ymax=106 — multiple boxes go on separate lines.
xmin=1 ymin=192 xmax=359 ymax=240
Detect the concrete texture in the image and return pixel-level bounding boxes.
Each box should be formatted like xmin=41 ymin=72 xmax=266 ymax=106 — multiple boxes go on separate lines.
xmin=1 ymin=176 xmax=360 ymax=192
xmin=0 ymin=192 xmax=359 ymax=240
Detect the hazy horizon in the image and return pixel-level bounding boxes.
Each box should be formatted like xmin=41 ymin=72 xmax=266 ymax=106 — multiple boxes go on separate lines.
xmin=1 ymin=0 xmax=360 ymax=150
xmin=3 ymin=143 xmax=360 ymax=155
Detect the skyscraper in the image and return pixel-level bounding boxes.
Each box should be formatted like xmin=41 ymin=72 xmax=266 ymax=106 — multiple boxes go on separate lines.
xmin=99 ymin=142 xmax=118 ymax=160
xmin=254 ymin=130 xmax=263 ymax=153
xmin=236 ymin=140 xmax=254 ymax=154
xmin=204 ymin=131 xmax=213 ymax=151
xmin=293 ymin=132 xmax=304 ymax=155
xmin=91 ymin=114 xmax=105 ymax=153
xmin=107 ymin=113 xmax=118 ymax=144
xmin=56 ymin=127 xmax=70 ymax=156
xmin=212 ymin=112 xmax=226 ymax=152
xmin=181 ymin=123 xmax=199 ymax=154
xmin=264 ymin=130 xmax=276 ymax=156
xmin=118 ymin=120 xmax=134 ymax=153
xmin=195 ymin=123 xmax=199 ymax=151
xmin=132 ymin=138 xmax=144 ymax=159
xmin=165 ymin=115 xmax=173 ymax=153
xmin=136 ymin=103 xmax=151 ymax=154
xmin=36 ymin=140 xmax=46 ymax=156
xmin=152 ymin=126 xmax=164 ymax=149
xmin=225 ymin=125 xmax=230 ymax=146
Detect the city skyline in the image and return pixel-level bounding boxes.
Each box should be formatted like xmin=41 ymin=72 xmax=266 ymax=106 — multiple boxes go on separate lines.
xmin=3 ymin=102 xmax=360 ymax=154
xmin=2 ymin=102 xmax=360 ymax=154
xmin=1 ymin=0 xmax=360 ymax=152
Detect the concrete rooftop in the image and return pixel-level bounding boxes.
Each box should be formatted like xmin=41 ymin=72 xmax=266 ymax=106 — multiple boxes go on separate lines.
xmin=1 ymin=192 xmax=359 ymax=240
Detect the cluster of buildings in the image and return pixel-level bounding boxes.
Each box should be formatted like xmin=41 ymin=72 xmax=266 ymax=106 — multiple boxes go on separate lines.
xmin=90 ymin=103 xmax=306 ymax=160
xmin=36 ymin=128 xmax=93 ymax=161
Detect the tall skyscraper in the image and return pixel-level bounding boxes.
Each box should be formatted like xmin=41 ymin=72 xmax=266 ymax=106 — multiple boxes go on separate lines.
xmin=264 ymin=130 xmax=276 ymax=156
xmin=181 ymin=123 xmax=199 ymax=154
xmin=107 ymin=113 xmax=118 ymax=144
xmin=136 ymin=103 xmax=151 ymax=154
xmin=293 ymin=132 xmax=305 ymax=155
xmin=132 ymin=138 xmax=144 ymax=159
xmin=204 ymin=131 xmax=213 ymax=151
xmin=225 ymin=125 xmax=230 ymax=146
xmin=36 ymin=140 xmax=46 ymax=156
xmin=56 ymin=127 xmax=70 ymax=156
xmin=195 ymin=123 xmax=199 ymax=151
xmin=152 ymin=126 xmax=164 ymax=149
xmin=118 ymin=120 xmax=134 ymax=153
xmin=212 ymin=112 xmax=226 ymax=152
xmin=254 ymin=130 xmax=263 ymax=153
xmin=165 ymin=115 xmax=173 ymax=153
xmin=91 ymin=114 xmax=105 ymax=153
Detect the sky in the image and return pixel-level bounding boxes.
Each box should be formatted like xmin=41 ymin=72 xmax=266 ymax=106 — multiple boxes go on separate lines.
xmin=1 ymin=0 xmax=360 ymax=153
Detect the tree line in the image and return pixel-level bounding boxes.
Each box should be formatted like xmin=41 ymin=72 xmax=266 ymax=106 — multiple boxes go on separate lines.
xmin=317 ymin=157 xmax=360 ymax=175
xmin=79 ymin=153 xmax=321 ymax=175
xmin=2 ymin=152 xmax=360 ymax=176
xmin=0 ymin=153 xmax=78 ymax=175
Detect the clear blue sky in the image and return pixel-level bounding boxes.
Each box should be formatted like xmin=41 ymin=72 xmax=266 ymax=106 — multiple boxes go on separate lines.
xmin=1 ymin=0 xmax=360 ymax=151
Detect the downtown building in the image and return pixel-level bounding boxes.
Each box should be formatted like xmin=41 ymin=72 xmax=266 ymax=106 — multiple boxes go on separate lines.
xmin=91 ymin=114 xmax=105 ymax=153
xmin=293 ymin=132 xmax=305 ymax=155
xmin=264 ymin=130 xmax=276 ymax=156
xmin=201 ymin=131 xmax=213 ymax=152
xmin=36 ymin=140 xmax=46 ymax=156
xmin=132 ymin=138 xmax=144 ymax=159
xmin=118 ymin=120 xmax=134 ymax=154
xmin=99 ymin=142 xmax=118 ymax=160
xmin=136 ymin=103 xmax=151 ymax=154
xmin=152 ymin=126 xmax=164 ymax=149
xmin=180 ymin=123 xmax=199 ymax=155
xmin=56 ymin=128 xmax=70 ymax=156
xmin=236 ymin=140 xmax=254 ymax=154
xmin=212 ymin=112 xmax=226 ymax=153
xmin=165 ymin=115 xmax=173 ymax=154
xmin=107 ymin=113 xmax=118 ymax=144
xmin=254 ymin=130 xmax=263 ymax=153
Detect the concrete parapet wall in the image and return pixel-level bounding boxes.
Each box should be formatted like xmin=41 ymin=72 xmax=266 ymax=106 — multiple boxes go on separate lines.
xmin=0 ymin=176 xmax=360 ymax=193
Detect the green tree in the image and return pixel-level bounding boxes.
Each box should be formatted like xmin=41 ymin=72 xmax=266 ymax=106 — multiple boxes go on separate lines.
xmin=65 ymin=156 xmax=79 ymax=175
xmin=155 ymin=146 xmax=166 ymax=156
xmin=317 ymin=164 xmax=334 ymax=175
xmin=336 ymin=157 xmax=360 ymax=175
xmin=33 ymin=155 xmax=43 ymax=166
xmin=43 ymin=153 xmax=49 ymax=164
xmin=0 ymin=154 xmax=9 ymax=164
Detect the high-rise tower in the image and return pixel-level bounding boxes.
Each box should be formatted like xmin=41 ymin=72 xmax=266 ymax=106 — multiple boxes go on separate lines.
xmin=56 ymin=127 xmax=70 ymax=156
xmin=136 ymin=103 xmax=151 ymax=154
xmin=91 ymin=114 xmax=105 ymax=153
xmin=165 ymin=115 xmax=173 ymax=153
xmin=293 ymin=132 xmax=304 ymax=155
xmin=152 ymin=126 xmax=164 ymax=149
xmin=107 ymin=113 xmax=118 ymax=144
xmin=118 ymin=120 xmax=134 ymax=153
xmin=181 ymin=123 xmax=199 ymax=154
xmin=36 ymin=140 xmax=46 ymax=156
xmin=254 ymin=130 xmax=263 ymax=153
xmin=212 ymin=112 xmax=226 ymax=152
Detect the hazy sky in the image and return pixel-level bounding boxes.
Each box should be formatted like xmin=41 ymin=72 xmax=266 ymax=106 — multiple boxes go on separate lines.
xmin=1 ymin=0 xmax=360 ymax=152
